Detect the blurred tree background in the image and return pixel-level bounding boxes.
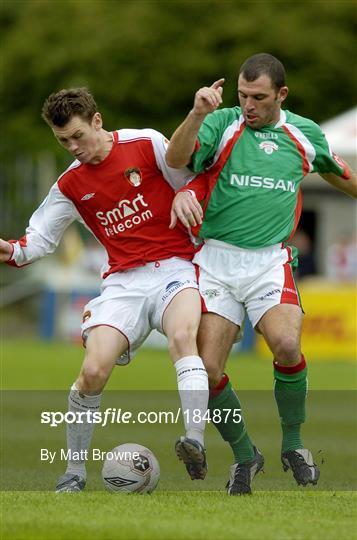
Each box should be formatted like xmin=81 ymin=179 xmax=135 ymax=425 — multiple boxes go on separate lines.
xmin=1 ymin=0 xmax=356 ymax=238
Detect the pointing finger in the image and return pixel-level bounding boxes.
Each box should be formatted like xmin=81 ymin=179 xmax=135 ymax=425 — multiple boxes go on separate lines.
xmin=211 ymin=78 xmax=225 ymax=90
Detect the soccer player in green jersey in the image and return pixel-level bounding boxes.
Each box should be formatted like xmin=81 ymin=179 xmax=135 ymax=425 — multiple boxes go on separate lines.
xmin=166 ymin=53 xmax=357 ymax=495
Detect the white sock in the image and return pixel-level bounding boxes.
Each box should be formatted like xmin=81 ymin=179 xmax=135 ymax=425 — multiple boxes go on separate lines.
xmin=175 ymin=356 xmax=209 ymax=446
xmin=65 ymin=383 xmax=102 ymax=479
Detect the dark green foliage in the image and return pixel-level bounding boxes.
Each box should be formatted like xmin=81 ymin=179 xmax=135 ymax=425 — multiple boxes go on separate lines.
xmin=1 ymin=0 xmax=356 ymax=156
xmin=1 ymin=1 xmax=356 ymax=235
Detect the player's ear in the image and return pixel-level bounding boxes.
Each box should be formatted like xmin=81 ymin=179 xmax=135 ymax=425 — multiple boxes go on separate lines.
xmin=92 ymin=112 xmax=103 ymax=130
xmin=278 ymin=86 xmax=289 ymax=103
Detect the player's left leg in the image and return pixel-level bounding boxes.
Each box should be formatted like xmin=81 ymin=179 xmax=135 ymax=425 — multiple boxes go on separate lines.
xmin=163 ymin=287 xmax=209 ymax=480
xmin=257 ymin=304 xmax=320 ymax=486
xmin=192 ymin=246 xmax=264 ymax=494
xmin=56 ymin=325 xmax=128 ymax=493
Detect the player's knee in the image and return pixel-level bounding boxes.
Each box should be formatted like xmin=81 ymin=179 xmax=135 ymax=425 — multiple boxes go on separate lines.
xmin=168 ymin=327 xmax=197 ymax=357
xmin=274 ymin=336 xmax=300 ymax=365
xmin=78 ymin=363 xmax=109 ymax=393
xmin=203 ymin=360 xmax=223 ymax=388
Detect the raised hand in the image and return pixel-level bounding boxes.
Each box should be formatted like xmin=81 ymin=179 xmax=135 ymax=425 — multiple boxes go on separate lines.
xmin=192 ymin=79 xmax=225 ymax=117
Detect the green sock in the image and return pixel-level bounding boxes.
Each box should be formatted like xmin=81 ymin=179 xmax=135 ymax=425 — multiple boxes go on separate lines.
xmin=274 ymin=365 xmax=307 ymax=453
xmin=209 ymin=381 xmax=255 ymax=463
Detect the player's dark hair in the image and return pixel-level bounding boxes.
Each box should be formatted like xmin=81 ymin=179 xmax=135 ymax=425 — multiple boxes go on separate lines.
xmin=239 ymin=53 xmax=286 ymax=90
xmin=41 ymin=88 xmax=98 ymax=127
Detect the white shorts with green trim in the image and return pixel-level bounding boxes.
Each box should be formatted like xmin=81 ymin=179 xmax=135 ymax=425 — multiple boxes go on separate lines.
xmin=81 ymin=257 xmax=198 ymax=364
xmin=194 ymin=239 xmax=301 ymax=337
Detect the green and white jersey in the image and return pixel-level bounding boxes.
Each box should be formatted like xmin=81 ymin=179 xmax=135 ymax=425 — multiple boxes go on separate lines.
xmin=186 ymin=107 xmax=350 ymax=248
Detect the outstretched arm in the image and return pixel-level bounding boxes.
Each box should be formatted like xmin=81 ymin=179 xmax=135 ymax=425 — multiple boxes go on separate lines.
xmin=319 ymin=169 xmax=357 ymax=198
xmin=166 ymin=79 xmax=225 ymax=169
xmin=3 ymin=184 xmax=79 ymax=267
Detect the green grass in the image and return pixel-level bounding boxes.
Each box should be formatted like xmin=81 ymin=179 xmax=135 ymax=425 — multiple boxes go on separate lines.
xmin=1 ymin=339 xmax=356 ymax=390
xmin=1 ymin=491 xmax=356 ymax=540
xmin=1 ymin=340 xmax=357 ymax=539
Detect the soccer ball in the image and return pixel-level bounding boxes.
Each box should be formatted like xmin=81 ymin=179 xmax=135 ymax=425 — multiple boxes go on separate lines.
xmin=102 ymin=443 xmax=160 ymax=494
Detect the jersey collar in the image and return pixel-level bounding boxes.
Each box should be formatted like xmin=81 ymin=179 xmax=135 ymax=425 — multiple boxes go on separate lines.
xmin=239 ymin=109 xmax=287 ymax=129
xmin=274 ymin=109 xmax=286 ymax=128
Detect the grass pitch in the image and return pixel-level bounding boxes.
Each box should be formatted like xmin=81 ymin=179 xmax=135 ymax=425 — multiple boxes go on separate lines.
xmin=2 ymin=491 xmax=356 ymax=540
xmin=1 ymin=339 xmax=356 ymax=540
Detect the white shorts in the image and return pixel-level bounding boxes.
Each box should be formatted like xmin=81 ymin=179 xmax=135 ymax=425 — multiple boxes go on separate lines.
xmin=194 ymin=240 xmax=301 ymax=336
xmin=81 ymin=257 xmax=198 ymax=362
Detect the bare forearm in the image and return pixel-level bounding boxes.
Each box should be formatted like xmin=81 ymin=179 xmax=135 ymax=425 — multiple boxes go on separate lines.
xmin=166 ymin=111 xmax=206 ymax=168
xmin=166 ymin=78 xmax=225 ymax=169
xmin=320 ymin=169 xmax=357 ymax=199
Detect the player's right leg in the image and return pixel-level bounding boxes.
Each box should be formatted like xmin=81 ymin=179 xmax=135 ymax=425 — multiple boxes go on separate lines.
xmin=197 ymin=312 xmax=264 ymax=495
xmin=162 ymin=287 xmax=209 ymax=480
xmin=56 ymin=325 xmax=128 ymax=493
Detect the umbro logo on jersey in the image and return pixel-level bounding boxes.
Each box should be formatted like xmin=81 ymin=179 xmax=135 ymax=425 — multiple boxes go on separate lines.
xmin=124 ymin=167 xmax=142 ymax=187
xmin=259 ymin=141 xmax=279 ymax=154
xmin=81 ymin=193 xmax=96 ymax=201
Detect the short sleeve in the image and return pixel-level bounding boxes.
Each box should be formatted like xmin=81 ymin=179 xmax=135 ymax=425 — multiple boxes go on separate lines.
xmin=310 ymin=124 xmax=350 ymax=178
xmin=190 ymin=107 xmax=243 ymax=174
xmin=148 ymin=129 xmax=195 ymax=190
xmin=190 ymin=111 xmax=224 ymax=173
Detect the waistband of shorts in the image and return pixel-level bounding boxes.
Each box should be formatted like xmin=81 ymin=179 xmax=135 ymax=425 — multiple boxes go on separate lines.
xmin=103 ymin=257 xmax=193 ymax=281
xmin=204 ymin=239 xmax=283 ymax=253
xmin=142 ymin=257 xmax=192 ymax=269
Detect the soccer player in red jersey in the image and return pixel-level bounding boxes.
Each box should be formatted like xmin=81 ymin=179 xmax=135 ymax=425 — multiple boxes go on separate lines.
xmin=0 ymin=88 xmax=208 ymax=491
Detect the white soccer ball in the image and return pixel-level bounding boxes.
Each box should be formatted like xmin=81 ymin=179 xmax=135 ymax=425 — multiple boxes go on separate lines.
xmin=102 ymin=443 xmax=160 ymax=494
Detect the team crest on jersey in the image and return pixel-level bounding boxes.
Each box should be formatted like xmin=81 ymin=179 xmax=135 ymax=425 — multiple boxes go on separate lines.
xmin=258 ymin=141 xmax=279 ymax=155
xmin=124 ymin=167 xmax=142 ymax=187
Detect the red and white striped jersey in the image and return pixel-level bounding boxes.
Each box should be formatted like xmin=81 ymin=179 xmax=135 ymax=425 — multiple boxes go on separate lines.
xmin=8 ymin=129 xmax=195 ymax=277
